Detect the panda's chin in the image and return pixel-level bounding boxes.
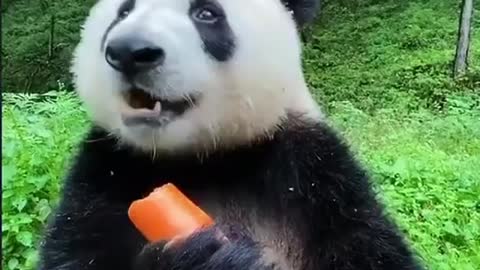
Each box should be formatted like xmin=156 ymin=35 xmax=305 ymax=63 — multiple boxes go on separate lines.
xmin=119 ymin=87 xmax=198 ymax=128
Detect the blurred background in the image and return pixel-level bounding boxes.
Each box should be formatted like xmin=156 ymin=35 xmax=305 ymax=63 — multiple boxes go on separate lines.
xmin=2 ymin=0 xmax=480 ymax=270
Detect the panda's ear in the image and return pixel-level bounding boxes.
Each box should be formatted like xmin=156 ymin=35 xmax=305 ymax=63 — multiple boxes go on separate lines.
xmin=281 ymin=0 xmax=320 ymax=27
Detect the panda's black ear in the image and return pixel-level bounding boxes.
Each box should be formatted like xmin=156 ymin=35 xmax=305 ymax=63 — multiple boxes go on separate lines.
xmin=281 ymin=0 xmax=320 ymax=27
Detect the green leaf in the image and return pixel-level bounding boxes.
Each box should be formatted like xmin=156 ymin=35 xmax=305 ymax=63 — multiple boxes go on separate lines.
xmin=16 ymin=231 xmax=33 ymax=247
xmin=12 ymin=197 xmax=28 ymax=212
xmin=2 ymin=141 xmax=17 ymax=159
xmin=35 ymin=199 xmax=52 ymax=222
xmin=15 ymin=213 xmax=33 ymax=225
xmin=27 ymin=175 xmax=49 ymax=190
xmin=23 ymin=248 xmax=39 ymax=269
xmin=2 ymin=165 xmax=17 ymax=188
xmin=8 ymin=258 xmax=19 ymax=270
xmin=443 ymin=221 xmax=458 ymax=236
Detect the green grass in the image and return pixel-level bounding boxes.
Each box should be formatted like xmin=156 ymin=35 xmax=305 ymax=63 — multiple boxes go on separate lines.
xmin=329 ymin=96 xmax=480 ymax=270
xmin=3 ymin=91 xmax=480 ymax=270
xmin=302 ymin=0 xmax=480 ymax=113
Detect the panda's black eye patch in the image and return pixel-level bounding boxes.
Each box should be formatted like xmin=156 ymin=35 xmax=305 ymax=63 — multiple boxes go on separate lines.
xmin=189 ymin=0 xmax=235 ymax=62
xmin=117 ymin=0 xmax=135 ymax=18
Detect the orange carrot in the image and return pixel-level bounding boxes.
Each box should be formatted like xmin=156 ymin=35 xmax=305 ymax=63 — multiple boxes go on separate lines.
xmin=128 ymin=183 xmax=214 ymax=242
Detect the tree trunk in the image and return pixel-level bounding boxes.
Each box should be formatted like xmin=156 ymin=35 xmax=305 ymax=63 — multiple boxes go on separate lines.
xmin=454 ymin=0 xmax=474 ymax=79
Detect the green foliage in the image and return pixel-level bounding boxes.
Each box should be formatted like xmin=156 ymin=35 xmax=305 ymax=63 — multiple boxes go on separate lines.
xmin=1 ymin=0 xmax=96 ymax=93
xmin=328 ymin=94 xmax=480 ymax=269
xmin=2 ymin=90 xmax=89 ymax=270
xmin=302 ymin=0 xmax=480 ymax=113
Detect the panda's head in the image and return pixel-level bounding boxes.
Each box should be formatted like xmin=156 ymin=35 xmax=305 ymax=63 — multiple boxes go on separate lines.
xmin=72 ymin=0 xmax=322 ymax=154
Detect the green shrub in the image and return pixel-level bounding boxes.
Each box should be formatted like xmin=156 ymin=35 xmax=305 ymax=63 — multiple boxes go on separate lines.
xmin=2 ymin=91 xmax=89 ymax=270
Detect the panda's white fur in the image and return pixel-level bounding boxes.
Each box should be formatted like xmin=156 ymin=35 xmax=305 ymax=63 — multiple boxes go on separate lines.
xmin=72 ymin=0 xmax=322 ymax=155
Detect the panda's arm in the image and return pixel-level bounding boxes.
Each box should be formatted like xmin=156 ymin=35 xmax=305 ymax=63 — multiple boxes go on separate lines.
xmin=36 ymin=183 xmax=143 ymax=270
xmin=36 ymin=134 xmax=145 ymax=270
xmin=271 ymin=121 xmax=424 ymax=270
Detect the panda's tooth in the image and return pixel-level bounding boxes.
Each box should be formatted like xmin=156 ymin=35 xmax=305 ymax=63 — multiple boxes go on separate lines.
xmin=153 ymin=101 xmax=162 ymax=113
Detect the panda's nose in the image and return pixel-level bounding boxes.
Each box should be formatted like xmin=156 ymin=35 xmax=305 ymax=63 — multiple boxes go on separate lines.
xmin=105 ymin=36 xmax=165 ymax=75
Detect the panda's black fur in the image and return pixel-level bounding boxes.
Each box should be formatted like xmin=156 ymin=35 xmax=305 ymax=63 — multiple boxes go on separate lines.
xmin=37 ymin=112 xmax=424 ymax=270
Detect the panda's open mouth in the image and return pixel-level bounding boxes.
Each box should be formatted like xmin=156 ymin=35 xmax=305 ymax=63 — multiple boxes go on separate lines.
xmin=120 ymin=88 xmax=198 ymax=127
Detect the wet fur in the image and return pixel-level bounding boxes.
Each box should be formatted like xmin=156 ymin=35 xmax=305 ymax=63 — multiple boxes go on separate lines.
xmin=37 ymin=113 xmax=424 ymax=270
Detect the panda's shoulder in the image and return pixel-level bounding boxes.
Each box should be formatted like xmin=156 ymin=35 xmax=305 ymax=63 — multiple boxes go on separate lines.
xmin=269 ymin=112 xmax=367 ymax=181
xmin=275 ymin=112 xmax=355 ymax=161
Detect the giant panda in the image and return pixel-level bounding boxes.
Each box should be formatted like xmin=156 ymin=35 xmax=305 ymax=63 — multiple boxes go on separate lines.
xmin=36 ymin=0 xmax=425 ymax=269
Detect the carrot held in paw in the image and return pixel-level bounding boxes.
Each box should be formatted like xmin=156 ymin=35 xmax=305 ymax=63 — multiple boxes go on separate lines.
xmin=128 ymin=183 xmax=215 ymax=242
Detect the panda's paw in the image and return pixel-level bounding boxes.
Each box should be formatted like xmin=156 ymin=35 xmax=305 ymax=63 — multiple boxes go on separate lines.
xmin=134 ymin=225 xmax=271 ymax=270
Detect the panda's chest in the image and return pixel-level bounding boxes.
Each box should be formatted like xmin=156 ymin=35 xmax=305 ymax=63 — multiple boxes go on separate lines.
xmin=187 ymin=192 xmax=306 ymax=270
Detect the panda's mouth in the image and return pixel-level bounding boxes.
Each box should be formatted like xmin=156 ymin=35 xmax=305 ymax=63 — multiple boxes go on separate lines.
xmin=120 ymin=88 xmax=197 ymax=127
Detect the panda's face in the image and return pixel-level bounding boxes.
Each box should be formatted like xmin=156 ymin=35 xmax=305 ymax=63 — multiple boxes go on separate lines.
xmin=72 ymin=0 xmax=321 ymax=154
